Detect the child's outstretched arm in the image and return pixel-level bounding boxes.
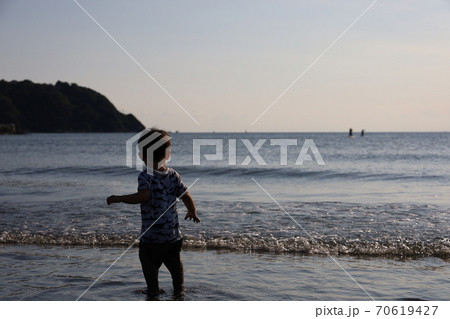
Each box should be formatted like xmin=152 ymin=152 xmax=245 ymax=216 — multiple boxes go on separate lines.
xmin=181 ymin=191 xmax=200 ymax=223
xmin=107 ymin=190 xmax=150 ymax=205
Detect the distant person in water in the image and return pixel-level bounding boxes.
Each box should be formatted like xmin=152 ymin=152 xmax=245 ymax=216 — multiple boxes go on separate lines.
xmin=107 ymin=128 xmax=200 ymax=298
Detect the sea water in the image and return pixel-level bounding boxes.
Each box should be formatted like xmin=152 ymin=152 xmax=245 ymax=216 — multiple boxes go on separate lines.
xmin=0 ymin=132 xmax=449 ymax=300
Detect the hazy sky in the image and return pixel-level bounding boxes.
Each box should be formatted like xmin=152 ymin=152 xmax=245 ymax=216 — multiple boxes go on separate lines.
xmin=1 ymin=0 xmax=449 ymax=132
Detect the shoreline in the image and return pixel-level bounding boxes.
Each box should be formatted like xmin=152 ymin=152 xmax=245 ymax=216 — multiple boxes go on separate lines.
xmin=0 ymin=242 xmax=449 ymax=262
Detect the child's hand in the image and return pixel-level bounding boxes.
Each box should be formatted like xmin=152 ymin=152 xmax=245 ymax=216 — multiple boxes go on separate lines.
xmin=107 ymin=195 xmax=119 ymax=205
xmin=184 ymin=210 xmax=200 ymax=223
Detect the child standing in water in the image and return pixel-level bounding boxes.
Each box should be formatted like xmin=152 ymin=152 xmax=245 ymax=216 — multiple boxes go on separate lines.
xmin=107 ymin=128 xmax=200 ymax=297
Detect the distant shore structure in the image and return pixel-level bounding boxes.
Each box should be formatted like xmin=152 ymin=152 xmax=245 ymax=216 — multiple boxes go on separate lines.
xmin=0 ymin=123 xmax=16 ymax=135
xmin=348 ymin=128 xmax=366 ymax=137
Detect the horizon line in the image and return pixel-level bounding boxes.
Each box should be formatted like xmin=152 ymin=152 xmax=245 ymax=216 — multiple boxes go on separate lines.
xmin=19 ymin=130 xmax=450 ymax=134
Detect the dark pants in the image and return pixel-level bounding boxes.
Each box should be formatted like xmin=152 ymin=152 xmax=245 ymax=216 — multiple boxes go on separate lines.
xmin=139 ymin=239 xmax=184 ymax=294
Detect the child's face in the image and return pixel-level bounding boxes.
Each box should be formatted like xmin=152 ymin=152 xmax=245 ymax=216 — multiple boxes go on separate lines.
xmin=165 ymin=147 xmax=172 ymax=161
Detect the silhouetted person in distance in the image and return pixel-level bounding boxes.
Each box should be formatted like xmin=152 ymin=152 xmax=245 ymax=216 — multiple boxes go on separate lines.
xmin=361 ymin=129 xmax=365 ymax=137
xmin=348 ymin=128 xmax=353 ymax=137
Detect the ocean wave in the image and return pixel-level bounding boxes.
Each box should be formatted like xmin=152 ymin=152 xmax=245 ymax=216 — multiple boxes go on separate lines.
xmin=1 ymin=164 xmax=446 ymax=182
xmin=183 ymin=235 xmax=450 ymax=259
xmin=0 ymin=165 xmax=133 ymax=177
xmin=1 ymin=231 xmax=448 ymax=259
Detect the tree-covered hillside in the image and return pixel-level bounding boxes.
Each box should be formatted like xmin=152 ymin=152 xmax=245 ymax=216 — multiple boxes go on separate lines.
xmin=0 ymin=80 xmax=145 ymax=133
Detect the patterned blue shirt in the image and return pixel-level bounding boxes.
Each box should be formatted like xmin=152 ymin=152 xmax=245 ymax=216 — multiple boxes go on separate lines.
xmin=137 ymin=167 xmax=187 ymax=244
